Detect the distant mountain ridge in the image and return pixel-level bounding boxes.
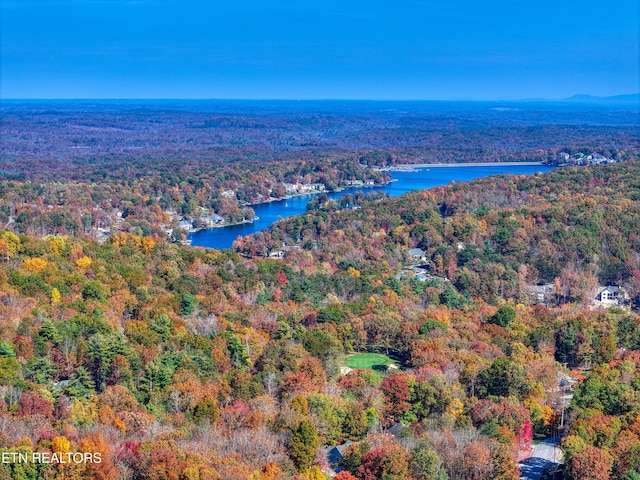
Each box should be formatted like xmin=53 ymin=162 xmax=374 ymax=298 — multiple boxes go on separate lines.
xmin=563 ymin=93 xmax=640 ymax=105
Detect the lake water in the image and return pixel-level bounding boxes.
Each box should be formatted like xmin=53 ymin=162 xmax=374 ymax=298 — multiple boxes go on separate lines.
xmin=189 ymin=164 xmax=555 ymax=249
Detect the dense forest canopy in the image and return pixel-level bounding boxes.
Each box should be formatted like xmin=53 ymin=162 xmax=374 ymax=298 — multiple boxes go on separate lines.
xmin=239 ymin=161 xmax=640 ymax=304
xmin=0 ymin=160 xmax=639 ymax=479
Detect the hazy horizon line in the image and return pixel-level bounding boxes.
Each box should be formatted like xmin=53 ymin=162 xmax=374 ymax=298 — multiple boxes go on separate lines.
xmin=2 ymin=93 xmax=639 ymax=103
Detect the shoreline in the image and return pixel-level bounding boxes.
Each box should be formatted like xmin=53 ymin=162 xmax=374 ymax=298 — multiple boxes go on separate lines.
xmin=189 ymin=163 xmax=554 ymax=247
xmin=191 ymin=180 xmax=392 ymax=234
xmin=190 ymin=162 xmax=548 ymax=236
xmin=377 ymin=161 xmax=546 ymax=171
xmin=245 ymin=180 xmax=392 ymax=207
xmin=194 ymin=217 xmax=258 ymax=231
xmin=190 ymin=162 xmax=545 ymax=236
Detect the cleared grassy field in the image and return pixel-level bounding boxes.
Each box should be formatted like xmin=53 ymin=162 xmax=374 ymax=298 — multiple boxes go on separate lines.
xmin=346 ymin=353 xmax=394 ymax=371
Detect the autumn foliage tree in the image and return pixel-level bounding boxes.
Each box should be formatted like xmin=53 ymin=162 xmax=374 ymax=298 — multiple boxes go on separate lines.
xmin=357 ymin=445 xmax=411 ymax=480
xmin=568 ymin=445 xmax=613 ymax=480
xmin=380 ymin=373 xmax=412 ymax=425
xmin=290 ymin=421 xmax=319 ymax=471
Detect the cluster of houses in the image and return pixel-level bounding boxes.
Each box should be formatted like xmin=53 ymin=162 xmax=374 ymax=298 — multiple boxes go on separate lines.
xmin=343 ymin=179 xmax=375 ymax=187
xmin=555 ymin=152 xmax=618 ymax=167
xmin=198 ymin=214 xmax=225 ymax=228
xmin=166 ymin=208 xmax=229 ymax=234
xmin=405 ymin=248 xmax=634 ymax=310
xmin=283 ymin=183 xmax=326 ymax=194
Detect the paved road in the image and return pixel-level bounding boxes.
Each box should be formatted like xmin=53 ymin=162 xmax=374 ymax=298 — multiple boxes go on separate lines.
xmin=519 ymin=438 xmax=563 ymax=480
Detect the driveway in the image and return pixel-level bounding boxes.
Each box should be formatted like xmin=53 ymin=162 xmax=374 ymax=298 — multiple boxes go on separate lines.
xmin=519 ymin=437 xmax=563 ymax=480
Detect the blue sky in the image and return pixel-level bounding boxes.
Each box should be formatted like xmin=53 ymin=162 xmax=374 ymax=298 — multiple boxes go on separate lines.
xmin=1 ymin=0 xmax=638 ymax=100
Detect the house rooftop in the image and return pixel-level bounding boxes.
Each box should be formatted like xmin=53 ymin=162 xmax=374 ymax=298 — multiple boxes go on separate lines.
xmin=335 ymin=441 xmax=354 ymax=455
xmin=387 ymin=422 xmax=407 ymax=438
xmin=600 ymin=285 xmax=622 ymax=293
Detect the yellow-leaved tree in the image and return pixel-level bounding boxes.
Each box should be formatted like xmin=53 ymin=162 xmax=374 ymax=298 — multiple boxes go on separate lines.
xmin=48 ymin=237 xmax=69 ymax=256
xmin=23 ymin=257 xmax=48 ymax=273
xmin=76 ymin=256 xmax=93 ymax=269
xmin=50 ymin=435 xmax=83 ymax=480
xmin=0 ymin=231 xmax=21 ymax=261
xmin=51 ymin=288 xmax=61 ymax=304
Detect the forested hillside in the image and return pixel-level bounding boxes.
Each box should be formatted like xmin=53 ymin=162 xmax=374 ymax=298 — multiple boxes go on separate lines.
xmin=0 ymin=162 xmax=638 ymax=479
xmin=240 ymin=161 xmax=640 ymax=304
xmin=0 ymin=156 xmax=387 ymax=239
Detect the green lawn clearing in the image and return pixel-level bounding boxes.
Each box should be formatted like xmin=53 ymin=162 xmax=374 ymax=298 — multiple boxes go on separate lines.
xmin=346 ymin=353 xmax=395 ymax=371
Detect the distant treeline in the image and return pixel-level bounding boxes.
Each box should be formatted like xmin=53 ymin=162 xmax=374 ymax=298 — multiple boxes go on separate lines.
xmin=1 ymin=101 xmax=638 ymax=181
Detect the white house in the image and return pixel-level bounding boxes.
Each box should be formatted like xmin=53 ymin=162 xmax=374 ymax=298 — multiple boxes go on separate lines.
xmin=594 ymin=286 xmax=629 ymax=309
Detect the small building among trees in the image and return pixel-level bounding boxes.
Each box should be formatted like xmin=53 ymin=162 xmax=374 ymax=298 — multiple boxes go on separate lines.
xmin=593 ymin=285 xmax=629 ymax=309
